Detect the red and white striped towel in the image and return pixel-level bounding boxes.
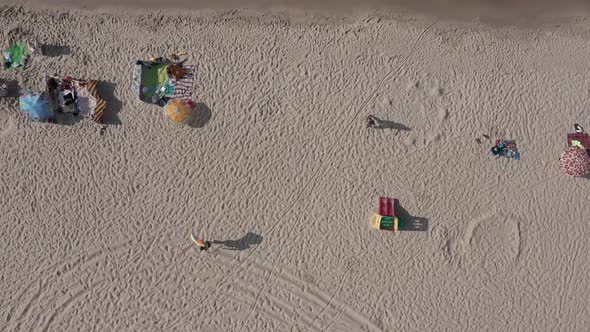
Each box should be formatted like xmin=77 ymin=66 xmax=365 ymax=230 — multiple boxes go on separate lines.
xmin=170 ymin=65 xmax=194 ymax=100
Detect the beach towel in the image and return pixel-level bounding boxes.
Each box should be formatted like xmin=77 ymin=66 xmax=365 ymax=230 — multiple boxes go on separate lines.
xmin=81 ymin=80 xmax=106 ymax=123
xmin=169 ymin=65 xmax=194 ymax=100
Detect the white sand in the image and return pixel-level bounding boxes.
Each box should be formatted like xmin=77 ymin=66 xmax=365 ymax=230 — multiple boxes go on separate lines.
xmin=0 ymin=3 xmax=589 ymax=331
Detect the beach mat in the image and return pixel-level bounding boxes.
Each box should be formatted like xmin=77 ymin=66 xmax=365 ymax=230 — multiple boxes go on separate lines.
xmin=169 ymin=65 xmax=194 ymax=100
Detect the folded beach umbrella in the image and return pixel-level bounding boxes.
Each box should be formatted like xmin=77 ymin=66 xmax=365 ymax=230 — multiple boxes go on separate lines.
xmin=164 ymin=99 xmax=194 ymax=124
xmin=560 ymin=146 xmax=590 ymax=177
xmin=19 ymin=91 xmax=54 ymax=123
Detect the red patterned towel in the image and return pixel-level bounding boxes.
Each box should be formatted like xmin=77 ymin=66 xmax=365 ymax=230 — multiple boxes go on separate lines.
xmin=170 ymin=65 xmax=194 ymax=100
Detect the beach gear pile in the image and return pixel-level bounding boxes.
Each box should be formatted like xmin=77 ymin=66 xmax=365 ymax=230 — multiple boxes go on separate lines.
xmin=371 ymin=196 xmax=401 ymax=233
xmin=46 ymin=75 xmax=106 ymax=123
xmin=491 ymin=139 xmax=520 ymax=160
xmin=3 ymin=40 xmax=39 ymax=69
xmin=17 ymin=75 xmax=107 ymax=124
xmin=131 ymin=52 xmax=194 ymax=107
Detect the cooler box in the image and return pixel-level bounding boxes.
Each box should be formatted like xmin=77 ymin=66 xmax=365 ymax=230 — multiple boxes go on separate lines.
xmin=371 ymin=214 xmax=399 ymax=232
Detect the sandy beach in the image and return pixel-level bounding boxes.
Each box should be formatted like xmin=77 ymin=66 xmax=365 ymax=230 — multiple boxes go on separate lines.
xmin=0 ymin=1 xmax=589 ymax=331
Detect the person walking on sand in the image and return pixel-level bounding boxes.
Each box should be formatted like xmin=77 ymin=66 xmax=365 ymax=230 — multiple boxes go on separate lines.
xmin=191 ymin=233 xmax=211 ymax=251
xmin=367 ymin=115 xmax=381 ymax=128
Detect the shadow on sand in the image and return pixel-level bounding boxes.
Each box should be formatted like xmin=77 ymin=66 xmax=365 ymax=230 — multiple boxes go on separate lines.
xmin=396 ymin=202 xmax=429 ymax=232
xmin=41 ymin=44 xmax=71 ymax=57
xmin=368 ymin=116 xmax=411 ymax=131
xmin=98 ymin=81 xmax=122 ymax=126
xmin=188 ymin=102 xmax=212 ymax=128
xmin=1 ymin=79 xmax=20 ymax=97
xmin=53 ymin=112 xmax=84 ymax=126
xmin=211 ymin=232 xmax=263 ymax=251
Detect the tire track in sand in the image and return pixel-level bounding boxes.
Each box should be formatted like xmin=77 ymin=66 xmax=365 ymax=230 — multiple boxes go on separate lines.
xmin=176 ymin=19 xmax=437 ymax=330
xmin=208 ymin=17 xmax=439 ymax=297
xmin=2 ymin=241 xmax=131 ymax=331
xmin=206 ymin=250 xmax=380 ymax=331
xmin=232 ymin=19 xmax=439 ymax=331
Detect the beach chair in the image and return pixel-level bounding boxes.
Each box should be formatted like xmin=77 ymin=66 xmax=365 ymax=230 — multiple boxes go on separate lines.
xmin=379 ymin=196 xmax=396 ymax=217
xmin=372 ymin=196 xmax=401 ymax=233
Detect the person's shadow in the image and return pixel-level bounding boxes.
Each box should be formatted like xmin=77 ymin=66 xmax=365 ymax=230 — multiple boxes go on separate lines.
xmin=211 ymin=232 xmax=263 ymax=251
xmin=41 ymin=44 xmax=71 ymax=57
xmin=369 ymin=115 xmax=411 ymax=131
xmin=1 ymin=80 xmax=20 ymax=97
xmin=396 ymin=202 xmax=429 ymax=231
xmin=188 ymin=102 xmax=212 ymax=128
xmin=98 ymin=81 xmax=122 ymax=126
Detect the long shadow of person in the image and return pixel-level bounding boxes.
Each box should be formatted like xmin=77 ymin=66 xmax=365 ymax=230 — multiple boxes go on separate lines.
xmin=396 ymin=202 xmax=429 ymax=231
xmin=41 ymin=44 xmax=71 ymax=57
xmin=367 ymin=115 xmax=411 ymax=131
xmin=97 ymin=81 xmax=122 ymax=126
xmin=211 ymin=232 xmax=263 ymax=251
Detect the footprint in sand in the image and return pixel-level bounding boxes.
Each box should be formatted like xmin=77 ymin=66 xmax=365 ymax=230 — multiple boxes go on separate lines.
xmin=455 ymin=212 xmax=522 ymax=274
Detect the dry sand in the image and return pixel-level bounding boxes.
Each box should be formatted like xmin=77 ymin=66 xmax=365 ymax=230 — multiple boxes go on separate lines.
xmin=0 ymin=2 xmax=589 ymax=331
